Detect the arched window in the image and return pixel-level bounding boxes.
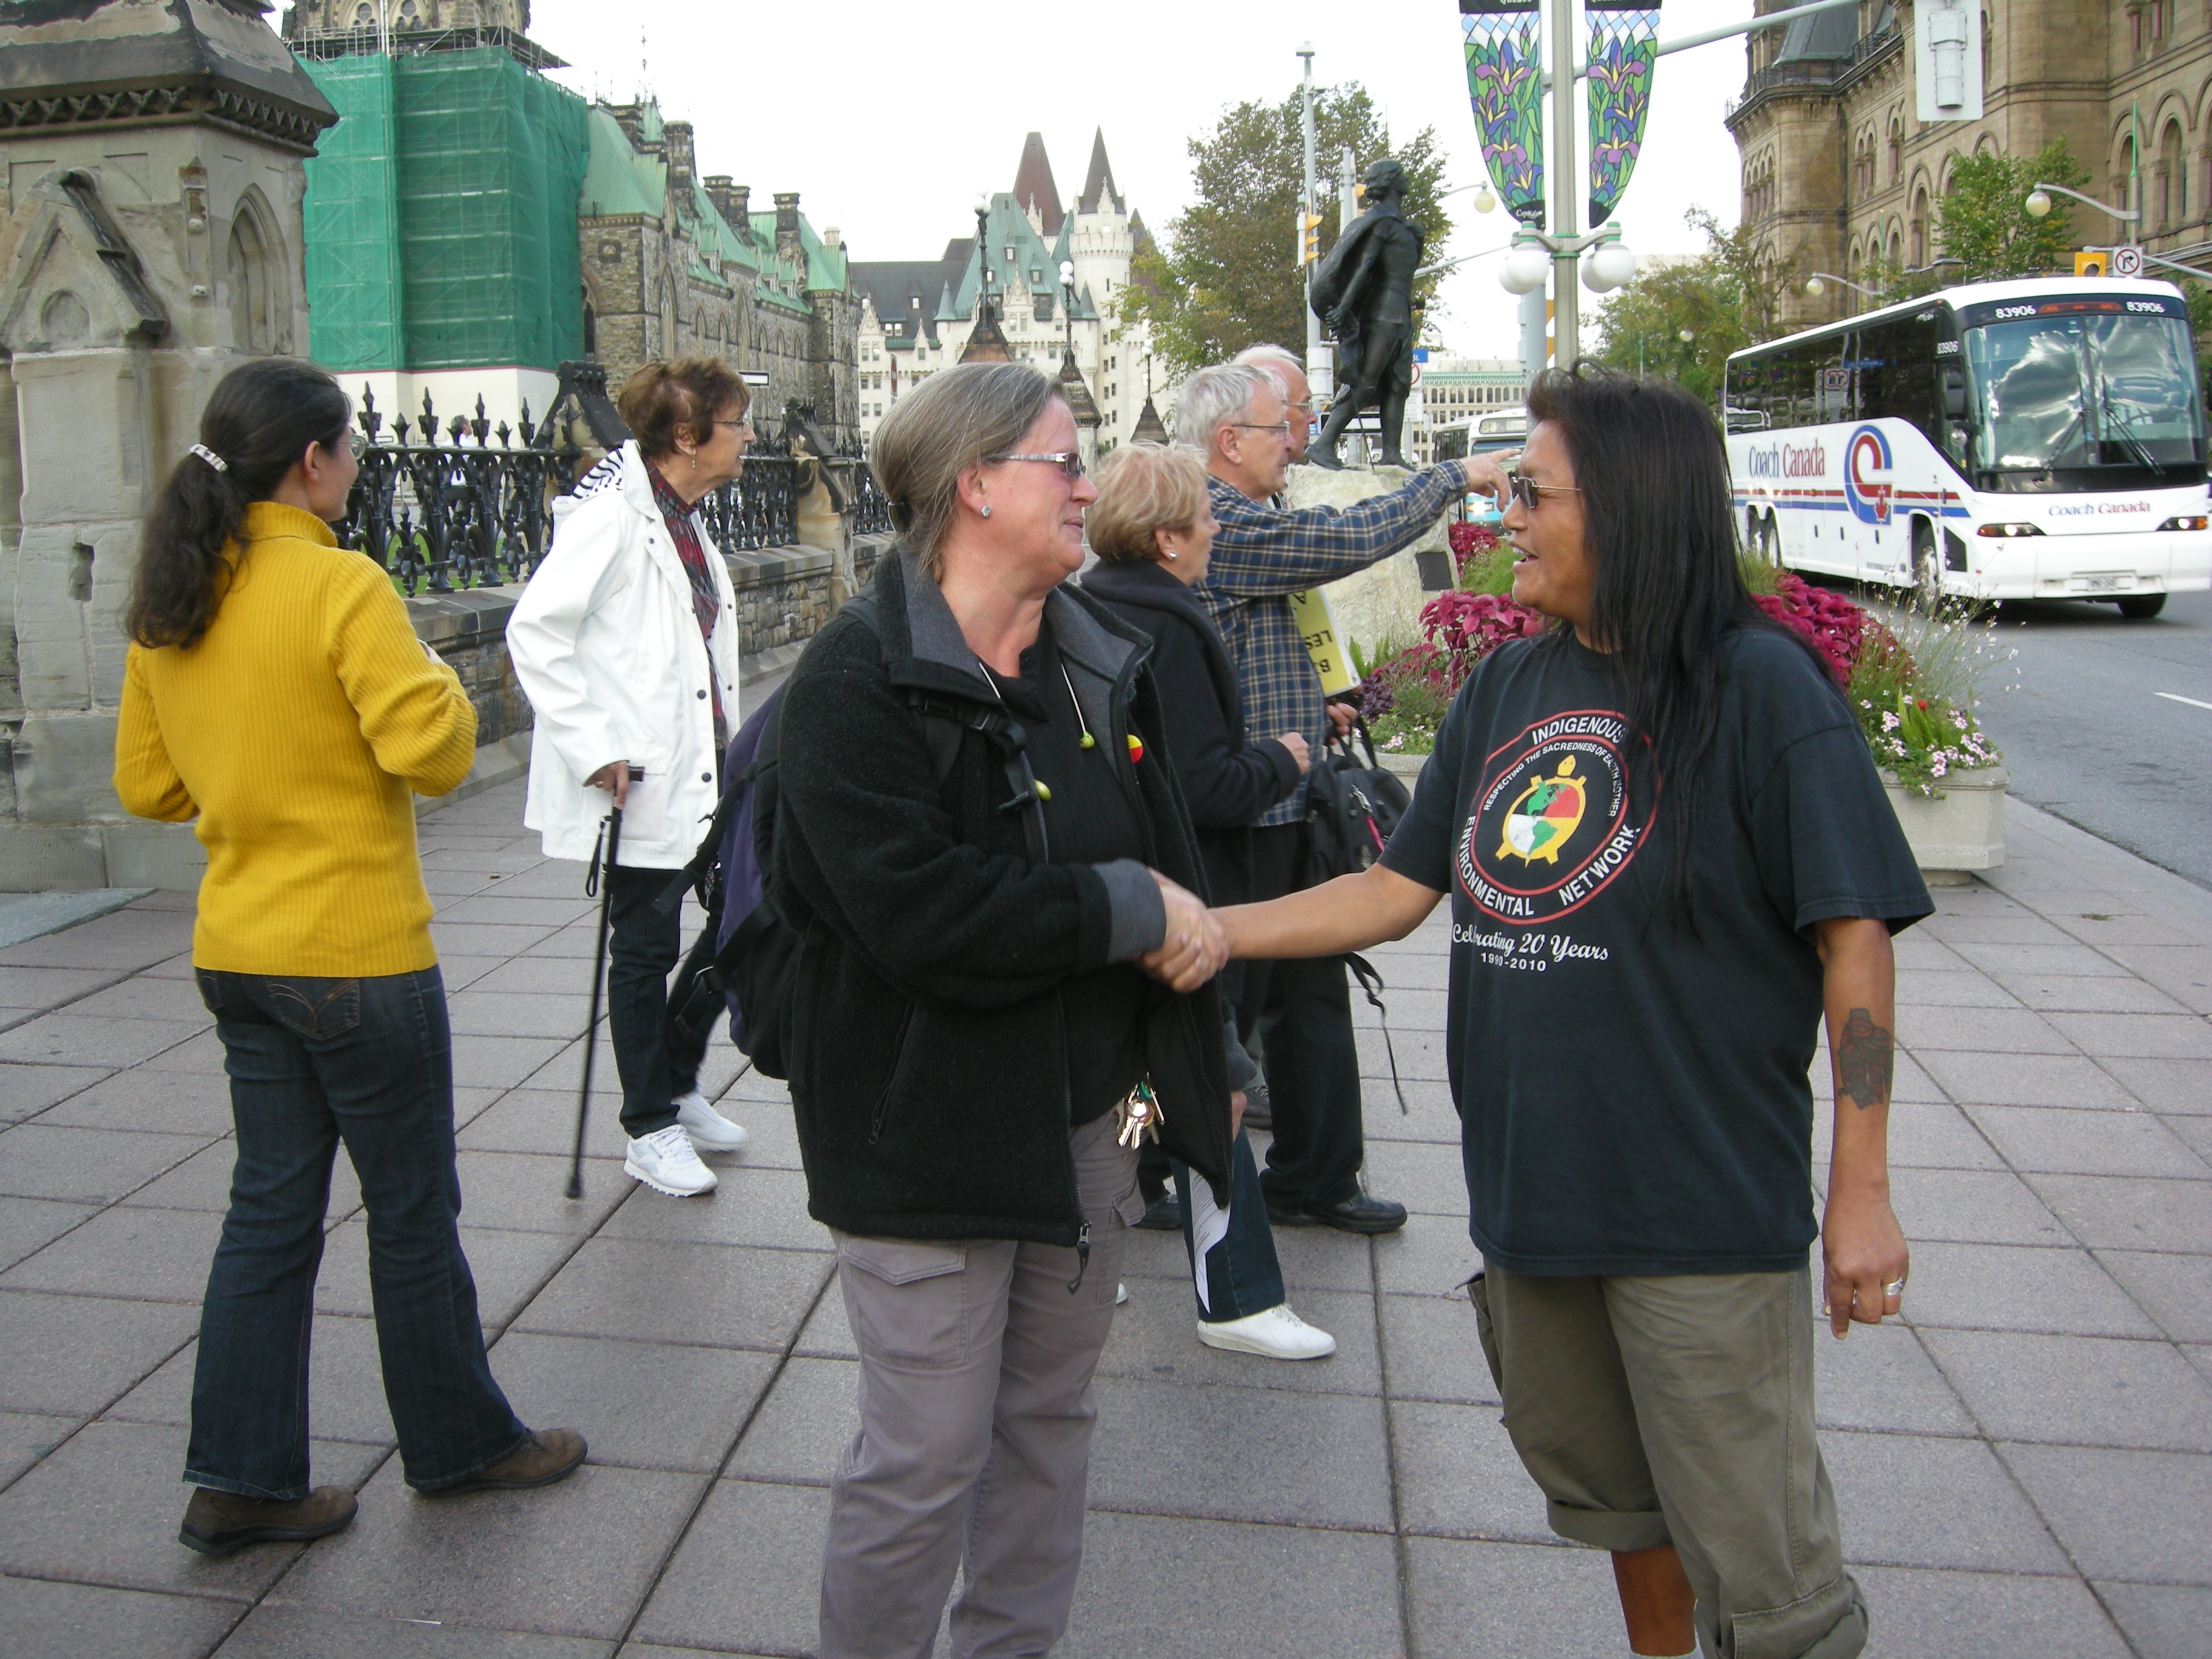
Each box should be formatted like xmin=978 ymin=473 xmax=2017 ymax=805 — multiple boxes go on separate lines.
xmin=228 ymin=209 xmax=273 ymax=352
xmin=583 ymin=303 xmax=597 ymax=357
xmin=1910 ymin=189 xmax=1929 ymax=268
xmin=352 ymin=1 xmax=374 ymax=21
xmin=2160 ymin=121 xmax=2186 ymax=227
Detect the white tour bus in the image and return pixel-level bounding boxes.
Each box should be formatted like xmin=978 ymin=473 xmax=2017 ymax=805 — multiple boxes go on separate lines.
xmin=1723 ymin=276 xmax=2211 ymax=617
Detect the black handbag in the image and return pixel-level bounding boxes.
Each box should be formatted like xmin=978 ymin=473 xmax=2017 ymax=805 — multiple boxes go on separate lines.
xmin=1304 ymin=714 xmax=1412 ymax=884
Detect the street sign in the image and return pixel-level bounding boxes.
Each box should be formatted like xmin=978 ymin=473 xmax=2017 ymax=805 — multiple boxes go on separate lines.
xmin=2112 ymin=244 xmax=2145 ymax=278
xmin=1412 ymin=347 xmax=1430 ymax=363
xmin=1409 ymin=363 xmax=1424 ymax=388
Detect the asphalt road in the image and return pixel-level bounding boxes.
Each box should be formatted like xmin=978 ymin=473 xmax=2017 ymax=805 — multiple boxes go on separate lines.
xmin=1969 ymin=587 xmax=2212 ymax=889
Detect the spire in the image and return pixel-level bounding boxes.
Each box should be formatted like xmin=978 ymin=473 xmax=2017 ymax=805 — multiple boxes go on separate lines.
xmin=1012 ymin=133 xmax=1064 ymax=236
xmin=1077 ymin=128 xmax=1123 ymax=216
xmin=1130 ymin=397 xmax=1168 ymax=445
xmin=1058 ymin=347 xmax=1101 ymax=429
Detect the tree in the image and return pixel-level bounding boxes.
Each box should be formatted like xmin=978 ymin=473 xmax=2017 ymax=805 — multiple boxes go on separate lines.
xmin=1935 ymin=141 xmax=2088 ymax=281
xmin=1590 ymin=208 xmax=1798 ymax=401
xmin=1128 ymin=84 xmax=1451 ymax=376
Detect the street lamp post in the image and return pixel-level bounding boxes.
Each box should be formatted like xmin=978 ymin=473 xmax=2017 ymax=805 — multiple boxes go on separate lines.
xmin=2023 ymin=182 xmax=2139 ymax=226
xmin=1803 ymin=270 xmax=1885 ymax=312
xmin=1298 ymin=44 xmax=1329 ymax=404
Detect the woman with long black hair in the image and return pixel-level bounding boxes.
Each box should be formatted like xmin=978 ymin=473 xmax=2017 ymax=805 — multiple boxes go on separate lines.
xmin=114 ymin=358 xmax=582 ymax=1560
xmin=1214 ymin=367 xmax=1929 ymax=1659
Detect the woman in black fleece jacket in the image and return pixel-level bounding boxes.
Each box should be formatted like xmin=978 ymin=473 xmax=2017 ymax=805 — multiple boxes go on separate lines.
xmin=773 ymin=364 xmax=1233 ymax=1658
xmin=1081 ymin=441 xmax=1338 ymax=1364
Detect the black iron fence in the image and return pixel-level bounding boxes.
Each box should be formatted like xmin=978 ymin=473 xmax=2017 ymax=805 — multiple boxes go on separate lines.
xmin=336 ymin=386 xmax=811 ymax=597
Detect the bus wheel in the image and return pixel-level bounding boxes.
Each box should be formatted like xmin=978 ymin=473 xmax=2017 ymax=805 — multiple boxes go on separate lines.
xmin=2117 ymin=594 xmax=2167 ymax=619
xmin=1758 ymin=513 xmax=1781 ymax=566
xmin=1910 ymin=521 xmax=1941 ymax=609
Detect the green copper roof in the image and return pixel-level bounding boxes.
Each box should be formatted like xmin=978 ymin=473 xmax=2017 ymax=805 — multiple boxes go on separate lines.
xmin=580 ymin=107 xmax=659 ymax=218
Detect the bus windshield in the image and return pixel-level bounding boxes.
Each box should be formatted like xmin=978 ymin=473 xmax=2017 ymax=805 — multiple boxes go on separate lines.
xmin=1965 ymin=312 xmax=2204 ymax=477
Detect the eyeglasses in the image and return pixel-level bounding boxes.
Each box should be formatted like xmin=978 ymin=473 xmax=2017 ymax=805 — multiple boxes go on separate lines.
xmin=987 ymin=451 xmax=1086 ymax=480
xmin=710 ymin=421 xmax=752 ymax=435
xmin=1230 ymin=421 xmax=1293 ymax=438
xmin=1504 ymin=474 xmax=1582 ymax=511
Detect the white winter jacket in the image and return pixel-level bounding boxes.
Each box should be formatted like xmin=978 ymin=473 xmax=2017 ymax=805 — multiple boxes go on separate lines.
xmin=508 ymin=441 xmax=741 ymax=868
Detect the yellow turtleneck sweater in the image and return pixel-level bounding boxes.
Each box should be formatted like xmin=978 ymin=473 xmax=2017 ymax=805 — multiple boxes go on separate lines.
xmin=113 ymin=501 xmax=478 ymax=976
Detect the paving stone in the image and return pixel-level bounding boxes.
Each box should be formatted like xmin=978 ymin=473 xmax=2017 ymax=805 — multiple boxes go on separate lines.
xmin=2000 ymin=1443 xmax=2212 ymax=1583
xmin=315 ymin=1220 xmax=578 ymax=1331
xmin=444 ymin=990 xmax=595 ymax=1042
xmin=0 ymin=910 xmax=194 ymax=972
xmin=1848 ymin=1564 xmax=2130 ymax=1659
xmin=0 ymin=1202 xmax=224 ymax=1302
xmin=483 ymin=1333 xmax=776 ymax=1474
xmin=0 ymin=1195 xmax=97 ymax=1272
xmin=1885 ymin=1168 xmax=2070 ymax=1246
xmin=1059 ymin=1510 xmax=1404 ymax=1659
xmin=1988 ymin=972 xmax=2192 ymax=1014
xmin=0 ymin=966 xmax=124 ymax=1011
xmin=1097 ymin=1282 xmax=1379 ymax=1396
xmin=449 ymin=1035 xmax=575 ymax=1094
xmin=454 ymin=1090 xmax=631 ymax=1161
xmin=1403 ymin=1535 xmax=1635 ymax=1659
xmin=2097 ymin=945 xmax=2212 ymax=1014
xmin=1897 ymin=1005 xmax=2077 ymax=1054
xmin=1812 ymin=1319 xmax=1977 ymax=1436
xmin=0 ymin=1123 xmax=212 ymax=1204
xmin=1919 ymin=1329 xmax=2212 ymax=1452
xmin=1378 ymin=1290 xmax=1497 ymax=1406
xmin=1362 ymin=1138 xmax=1472 ymax=1217
xmin=592 ymin=1165 xmax=833 ymax=1254
xmin=791 ymin=1283 xmax=855 ymax=1359
xmin=1946 ymin=940 xmax=2119 ymax=977
xmin=0 ymin=1061 xmax=110 ymax=1123
xmin=2042 ymin=1011 xmax=2212 ymax=1059
xmin=217 ymin=1604 xmax=617 ymax=1657
xmin=38 ymin=1065 xmax=235 ymax=1134
xmin=2101 ymin=1054 xmax=2212 ymax=1114
xmin=1899 ymin=1242 xmax=2162 ymax=1338
xmin=1813 ymin=1097 xmax=2002 ymax=1171
xmin=1822 ymin=1430 xmax=2070 ymax=1573
xmin=270 ymin=1459 xmax=706 ymax=1640
xmin=0 ymin=1407 xmax=78 ymax=1486
xmin=0 ymin=1417 xmax=385 ymax=1600
xmin=2024 ymin=1173 xmax=2212 ymax=1253
xmin=0 ymin=1575 xmax=244 ymax=1657
xmin=508 ymin=1238 xmax=830 ymax=1351
xmin=464 ymin=957 xmax=613 ymax=997
xmin=452 ymin=1151 xmax=632 ymax=1235
xmin=1355 ymin=1025 xmax=1448 ymax=1082
xmin=722 ymin=1355 xmax=854 ymax=1486
xmin=67 ymin=976 xmax=216 ymax=1024
xmin=2095 ymin=1580 xmax=2212 ymax=1659
xmin=1895 ymin=969 xmax=2024 ymax=1009
xmin=1087 ymin=1376 xmax=1392 ymax=1530
xmin=2096 ymin=1249 xmax=2212 ymax=1344
xmin=436 ymin=895 xmax=598 ymax=930
xmin=138 ymin=1029 xmax=230 ymax=1074
xmin=108 ymin=1314 xmax=397 ymax=1447
xmin=0 ymin=1289 xmax=196 ymax=1416
xmin=1965 ymin=1105 xmax=2211 ymax=1179
xmin=1912 ymin=1050 xmax=2141 ymax=1110
xmin=1117 ymin=1209 xmax=1378 ymax=1295
xmin=1375 ymin=1210 xmax=1481 ymax=1297
xmin=626 ymin=1479 xmax=825 ymax=1654
xmin=1390 ymin=1398 xmax=1554 ymax=1543
xmin=429 ymin=925 xmax=564 ymax=962
xmin=1918 ymin=909 xmax=2076 ymax=947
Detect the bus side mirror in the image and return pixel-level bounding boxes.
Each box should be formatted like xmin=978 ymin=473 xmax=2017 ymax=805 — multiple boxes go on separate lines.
xmin=1942 ymin=367 xmax=1969 ymax=421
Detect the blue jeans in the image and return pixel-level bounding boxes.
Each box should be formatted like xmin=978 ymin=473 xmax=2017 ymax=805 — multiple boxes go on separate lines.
xmin=1172 ymin=1128 xmax=1285 ymax=1322
xmin=184 ymin=967 xmax=529 ymax=1498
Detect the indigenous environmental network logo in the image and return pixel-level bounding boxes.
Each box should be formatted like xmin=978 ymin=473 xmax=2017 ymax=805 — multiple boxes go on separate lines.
xmin=1844 ymin=424 xmax=1894 ymax=525
xmin=1456 ymin=709 xmax=1651 ymax=923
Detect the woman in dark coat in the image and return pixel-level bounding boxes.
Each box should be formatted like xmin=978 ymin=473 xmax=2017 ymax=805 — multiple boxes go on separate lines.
xmin=772 ymin=363 xmax=1235 ymax=1658
xmin=1081 ymin=441 xmax=1336 ymax=1362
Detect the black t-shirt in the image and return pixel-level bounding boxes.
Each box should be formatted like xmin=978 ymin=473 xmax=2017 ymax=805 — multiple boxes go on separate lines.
xmin=1379 ymin=625 xmax=1932 ymax=1275
xmin=994 ymin=623 xmax=1150 ymax=1127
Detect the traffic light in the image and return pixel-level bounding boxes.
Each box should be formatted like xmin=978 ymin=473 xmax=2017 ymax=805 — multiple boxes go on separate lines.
xmin=2075 ymin=250 xmax=2110 ymax=277
xmin=1300 ymin=212 xmax=1322 ymax=266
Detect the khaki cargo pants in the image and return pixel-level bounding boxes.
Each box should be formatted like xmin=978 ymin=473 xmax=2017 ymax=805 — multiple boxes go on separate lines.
xmin=1470 ymin=1265 xmax=1869 ymax=1659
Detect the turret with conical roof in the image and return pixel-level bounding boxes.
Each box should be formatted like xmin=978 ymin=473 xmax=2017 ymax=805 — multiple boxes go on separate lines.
xmin=1012 ymin=132 xmax=1064 ymax=236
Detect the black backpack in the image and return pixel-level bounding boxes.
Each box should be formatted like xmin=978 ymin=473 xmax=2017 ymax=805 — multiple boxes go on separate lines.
xmin=1305 ymin=713 xmax=1413 ymax=886
xmin=657 ymin=600 xmax=1010 ymax=1080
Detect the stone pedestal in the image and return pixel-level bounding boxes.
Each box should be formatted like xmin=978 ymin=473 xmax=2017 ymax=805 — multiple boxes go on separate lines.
xmin=1282 ymin=463 xmax=1453 ymax=663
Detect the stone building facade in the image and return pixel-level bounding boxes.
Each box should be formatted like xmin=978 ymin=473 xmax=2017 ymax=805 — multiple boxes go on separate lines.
xmin=848 ymin=132 xmax=1170 ymax=454
xmin=1731 ymin=0 xmax=2212 ymax=333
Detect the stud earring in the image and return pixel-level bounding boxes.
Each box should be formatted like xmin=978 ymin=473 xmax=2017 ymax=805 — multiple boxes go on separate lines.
xmin=979 ymin=504 xmax=992 ymax=518
xmin=1162 ymin=548 xmax=1178 ymax=560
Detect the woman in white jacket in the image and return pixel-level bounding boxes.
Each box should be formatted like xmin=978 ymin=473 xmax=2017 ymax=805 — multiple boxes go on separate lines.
xmin=507 ymin=359 xmax=752 ymax=1197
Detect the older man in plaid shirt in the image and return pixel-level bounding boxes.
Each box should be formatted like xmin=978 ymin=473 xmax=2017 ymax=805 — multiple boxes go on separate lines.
xmin=1184 ymin=360 xmax=1483 ymax=1232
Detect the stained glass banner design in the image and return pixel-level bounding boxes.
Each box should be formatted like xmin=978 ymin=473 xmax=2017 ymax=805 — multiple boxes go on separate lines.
xmin=1586 ymin=1 xmax=1661 ymax=229
xmin=1460 ymin=1 xmax=1546 ymax=230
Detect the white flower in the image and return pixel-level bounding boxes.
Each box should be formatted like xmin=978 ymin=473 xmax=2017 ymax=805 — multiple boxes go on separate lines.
xmin=1880 ymin=711 xmax=1900 ymax=732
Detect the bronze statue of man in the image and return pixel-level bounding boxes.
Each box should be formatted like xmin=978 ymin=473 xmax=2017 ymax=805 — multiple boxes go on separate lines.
xmin=1308 ymin=157 xmax=1424 ymax=470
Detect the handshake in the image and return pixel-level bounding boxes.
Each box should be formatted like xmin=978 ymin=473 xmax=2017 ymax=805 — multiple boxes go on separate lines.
xmin=1140 ymin=871 xmax=1232 ymax=993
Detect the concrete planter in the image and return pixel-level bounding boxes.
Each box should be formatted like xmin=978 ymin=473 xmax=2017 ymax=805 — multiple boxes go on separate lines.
xmin=1379 ymin=751 xmax=1429 ymax=793
xmin=1882 ymin=766 xmax=2008 ymax=882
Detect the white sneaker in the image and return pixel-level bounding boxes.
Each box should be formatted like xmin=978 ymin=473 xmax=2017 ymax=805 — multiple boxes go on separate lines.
xmin=1116 ymin=1282 xmax=1129 ymax=1306
xmin=674 ymin=1090 xmax=748 ymax=1151
xmin=625 ymin=1125 xmax=717 ymax=1196
xmin=1197 ymin=1304 xmax=1336 ymax=1361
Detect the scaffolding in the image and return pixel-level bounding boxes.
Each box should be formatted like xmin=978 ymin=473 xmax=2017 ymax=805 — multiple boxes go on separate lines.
xmin=303 ymin=48 xmax=589 ymax=374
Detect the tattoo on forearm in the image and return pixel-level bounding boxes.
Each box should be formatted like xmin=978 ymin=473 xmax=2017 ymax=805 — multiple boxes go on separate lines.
xmin=1837 ymin=1008 xmax=1894 ymax=1111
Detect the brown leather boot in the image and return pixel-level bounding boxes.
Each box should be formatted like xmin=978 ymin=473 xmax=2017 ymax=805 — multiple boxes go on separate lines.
xmin=433 ymin=1427 xmax=588 ymax=1495
xmin=179 ymin=1485 xmax=357 ymax=1556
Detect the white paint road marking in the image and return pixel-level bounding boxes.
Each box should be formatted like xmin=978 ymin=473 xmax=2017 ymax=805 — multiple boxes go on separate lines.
xmin=2154 ymin=692 xmax=2212 ymax=711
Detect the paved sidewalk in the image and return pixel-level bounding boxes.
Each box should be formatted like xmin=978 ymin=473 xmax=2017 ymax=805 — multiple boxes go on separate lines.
xmin=0 ymin=780 xmax=2205 ymax=1658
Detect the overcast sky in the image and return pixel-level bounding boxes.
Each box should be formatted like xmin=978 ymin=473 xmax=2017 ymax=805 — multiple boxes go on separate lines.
xmin=528 ymin=0 xmax=1755 ymax=362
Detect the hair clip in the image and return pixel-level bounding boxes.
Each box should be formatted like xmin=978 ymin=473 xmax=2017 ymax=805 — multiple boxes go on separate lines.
xmin=190 ymin=444 xmax=229 ymax=474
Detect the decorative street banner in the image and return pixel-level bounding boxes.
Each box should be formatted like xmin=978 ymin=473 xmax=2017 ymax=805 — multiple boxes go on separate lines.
xmin=1586 ymin=1 xmax=1661 ymax=230
xmin=1460 ymin=1 xmax=1546 ymax=230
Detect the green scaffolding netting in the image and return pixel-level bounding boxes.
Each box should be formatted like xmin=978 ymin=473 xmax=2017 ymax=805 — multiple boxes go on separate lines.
xmin=304 ymin=49 xmax=589 ymax=375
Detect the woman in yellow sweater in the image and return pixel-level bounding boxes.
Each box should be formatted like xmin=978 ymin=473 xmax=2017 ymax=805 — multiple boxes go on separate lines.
xmin=114 ymin=358 xmax=584 ymax=1558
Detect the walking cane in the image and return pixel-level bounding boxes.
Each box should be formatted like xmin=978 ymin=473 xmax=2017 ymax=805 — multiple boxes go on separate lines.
xmin=567 ymin=780 xmax=630 ymax=1199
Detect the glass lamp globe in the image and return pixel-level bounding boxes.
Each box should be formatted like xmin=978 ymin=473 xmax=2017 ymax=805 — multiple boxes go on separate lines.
xmin=1473 ymin=185 xmax=1497 ymax=214
xmin=1804 ymin=276 xmax=1826 ymax=297
xmin=1501 ymin=245 xmax=1550 ymax=295
xmin=1584 ymin=241 xmax=1638 ymax=292
xmin=2024 ymin=190 xmax=2052 ymax=219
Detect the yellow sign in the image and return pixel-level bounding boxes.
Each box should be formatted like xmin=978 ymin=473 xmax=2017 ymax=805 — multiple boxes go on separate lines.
xmin=1289 ymin=588 xmax=1360 ymax=697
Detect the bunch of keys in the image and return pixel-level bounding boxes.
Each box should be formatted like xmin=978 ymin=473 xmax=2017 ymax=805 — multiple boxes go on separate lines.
xmin=1114 ymin=1080 xmax=1164 ymax=1150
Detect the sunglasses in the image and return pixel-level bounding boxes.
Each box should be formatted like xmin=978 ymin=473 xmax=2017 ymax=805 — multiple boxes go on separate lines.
xmin=988 ymin=451 xmax=1087 ymax=480
xmin=1504 ymin=474 xmax=1582 ymax=511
